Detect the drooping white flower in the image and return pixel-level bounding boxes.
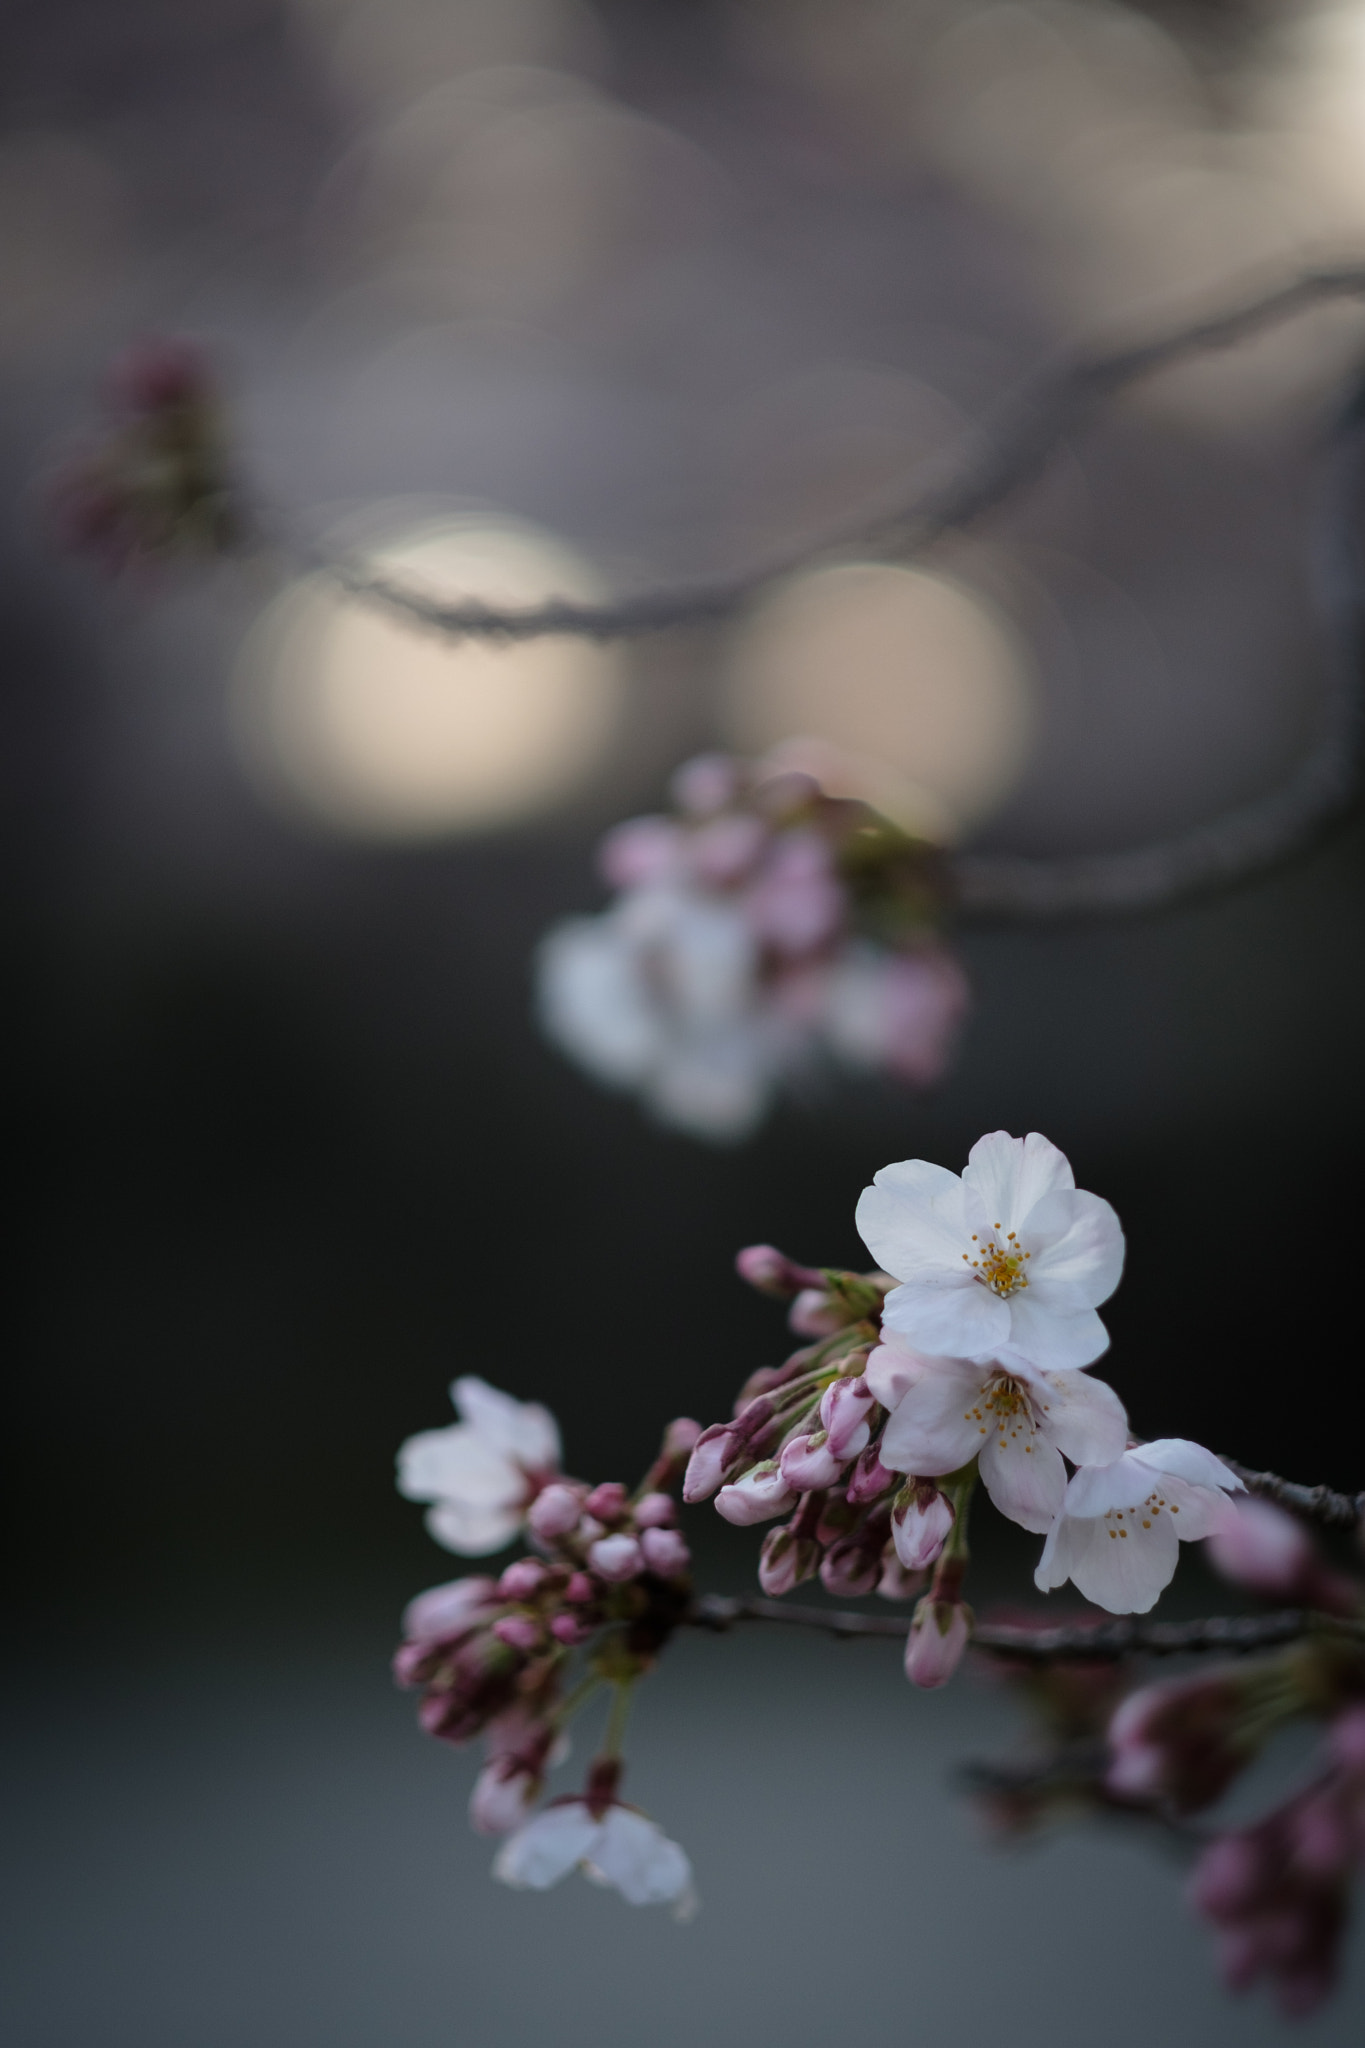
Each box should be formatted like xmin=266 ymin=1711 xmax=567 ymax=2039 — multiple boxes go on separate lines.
xmin=856 ymin=1131 xmax=1125 ymax=1370
xmin=397 ymin=1377 xmax=561 ymax=1555
xmin=493 ymin=1800 xmax=695 ymax=1914
xmin=879 ymin=1353 xmax=1128 ymax=1533
xmin=1035 ymin=1440 xmax=1245 ymax=1614
xmin=537 ymin=884 xmax=778 ymax=1141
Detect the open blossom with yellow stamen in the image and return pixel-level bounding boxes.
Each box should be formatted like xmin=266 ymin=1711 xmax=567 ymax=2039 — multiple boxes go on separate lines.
xmin=876 ymin=1345 xmax=1128 ymax=1533
xmin=856 ymin=1131 xmax=1125 ymax=1370
xmin=1035 ymin=1440 xmax=1244 ymax=1613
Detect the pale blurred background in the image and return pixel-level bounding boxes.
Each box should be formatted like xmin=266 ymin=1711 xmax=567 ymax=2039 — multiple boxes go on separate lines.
xmin=5 ymin=2 xmax=1365 ymax=2041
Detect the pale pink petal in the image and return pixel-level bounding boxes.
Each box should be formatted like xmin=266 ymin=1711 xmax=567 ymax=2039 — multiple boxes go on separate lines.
xmin=854 ymin=1160 xmax=973 ymax=1277
xmin=979 ymin=1423 xmax=1067 ymax=1534
xmin=961 ymin=1131 xmax=1074 ymax=1226
xmin=493 ymin=1804 xmax=601 ymax=1890
xmin=1060 ymin=1509 xmax=1181 ymax=1614
xmin=1065 ymin=1453 xmax=1160 ymax=1518
xmin=881 ymin=1278 xmax=1010 ymax=1359
xmin=1034 ymin=1369 xmax=1129 ymax=1467
xmin=587 ymin=1808 xmax=693 ymax=1906
xmin=401 ymin=1577 xmax=499 ymax=1641
xmin=1154 ymin=1476 xmax=1240 ymax=1543
xmin=1021 ymin=1190 xmax=1125 ymax=1304
xmin=452 ymin=1378 xmax=562 ymax=1471
xmin=1133 ymin=1440 xmax=1244 ymax=1497
xmin=396 ymin=1425 xmax=519 ymax=1507
xmin=1002 ymin=1285 xmax=1110 ymax=1369
xmin=864 ymin=1338 xmax=938 ymax=1410
xmin=878 ymin=1360 xmax=990 ymax=1474
xmin=426 ymin=1499 xmax=524 ymax=1556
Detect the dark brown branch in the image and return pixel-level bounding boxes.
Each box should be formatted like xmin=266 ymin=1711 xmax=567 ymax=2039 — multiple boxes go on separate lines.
xmin=687 ymin=1593 xmax=1365 ymax=1660
xmin=1221 ymin=1460 xmax=1365 ymax=1532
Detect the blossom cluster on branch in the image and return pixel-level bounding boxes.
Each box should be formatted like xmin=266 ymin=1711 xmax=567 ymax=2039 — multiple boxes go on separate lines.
xmin=536 ymin=753 xmax=968 ymax=1138
xmin=395 ymin=1131 xmax=1365 ymax=2010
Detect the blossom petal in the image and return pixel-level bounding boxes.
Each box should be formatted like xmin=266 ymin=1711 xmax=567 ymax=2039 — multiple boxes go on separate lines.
xmin=1064 ymin=1452 xmax=1159 ymax=1517
xmin=401 ymin=1577 xmax=498 ymax=1640
xmin=1044 ymin=1508 xmax=1180 ymax=1614
xmin=881 ymin=1278 xmax=1010 ymax=1359
xmin=645 ymin=1025 xmax=772 ymax=1141
xmin=1034 ymin=1370 xmax=1129 ymax=1467
xmin=1132 ymin=1439 xmax=1245 ymax=1497
xmin=962 ymin=1131 xmax=1073 ymax=1227
xmin=426 ymin=1499 xmax=524 ymax=1555
xmin=1023 ymin=1190 xmax=1125 ymax=1304
xmin=453 ymin=1378 xmax=561 ymax=1471
xmin=536 ymin=916 xmax=659 ymax=1084
xmin=1153 ymin=1475 xmax=1240 ymax=1542
xmin=878 ymin=1359 xmax=989 ymax=1473
xmin=586 ymin=1808 xmax=694 ymax=1906
xmin=855 ymin=1160 xmax=973 ymax=1279
xmin=980 ymin=1421 xmax=1067 ymax=1534
xmin=1003 ymin=1284 xmax=1111 ymax=1369
xmin=864 ymin=1337 xmax=938 ymax=1410
xmin=396 ymin=1425 xmax=520 ymax=1507
xmin=493 ymin=1804 xmax=601 ymax=1890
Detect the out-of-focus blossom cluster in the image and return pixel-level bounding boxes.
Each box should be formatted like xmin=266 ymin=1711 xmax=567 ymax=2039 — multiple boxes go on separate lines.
xmin=687 ymin=1130 xmax=1242 ymax=1692
xmin=536 ymin=753 xmax=968 ymax=1139
xmin=49 ymin=337 xmax=239 ymax=572
xmin=395 ymin=1382 xmax=698 ymax=1913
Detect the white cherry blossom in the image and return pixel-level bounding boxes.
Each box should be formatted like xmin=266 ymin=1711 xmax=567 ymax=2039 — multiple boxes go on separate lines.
xmin=1035 ymin=1439 xmax=1245 ymax=1614
xmin=493 ymin=1800 xmax=695 ymax=1914
xmin=396 ymin=1377 xmax=561 ymax=1555
xmin=856 ymin=1131 xmax=1125 ymax=1370
xmin=879 ymin=1353 xmax=1129 ymax=1533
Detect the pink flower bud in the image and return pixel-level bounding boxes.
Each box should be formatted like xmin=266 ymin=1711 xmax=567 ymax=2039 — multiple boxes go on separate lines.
xmin=758 ymin=1523 xmax=820 ymax=1595
xmin=1330 ymin=1704 xmax=1365 ymax=1773
xmin=564 ymin=1573 xmax=596 ymax=1605
xmin=527 ymin=1484 xmax=584 ymax=1542
xmin=847 ymin=1443 xmax=897 ymax=1504
xmin=904 ymin=1598 xmax=970 ymax=1689
xmin=715 ymin=1462 xmax=799 ymax=1527
xmin=683 ymin=1423 xmax=737 ymax=1503
xmin=634 ymin=1492 xmax=676 ymax=1529
xmin=734 ymin=1244 xmax=824 ymax=1299
xmin=744 ymin=831 xmax=844 ymax=955
xmin=1207 ymin=1498 xmax=1315 ymax=1599
xmin=820 ymin=1376 xmax=876 ymax=1461
xmin=470 ymin=1759 xmax=538 ymax=1836
xmin=779 ymin=1431 xmax=844 ymax=1492
xmin=498 ymin=1560 xmax=548 ymax=1601
xmin=892 ymin=1484 xmax=955 ymax=1571
xmin=820 ymin=1535 xmax=882 ymax=1597
xmin=598 ymin=815 xmax=682 ymax=888
xmin=878 ymin=1551 xmax=926 ymax=1601
xmin=584 ymin=1483 xmax=629 ymax=1525
xmin=551 ymin=1613 xmax=593 ymax=1645
xmin=658 ymin=1417 xmax=703 ymax=1459
xmin=492 ymin=1616 xmax=543 ymax=1652
xmin=789 ymin=1289 xmax=847 ymax=1338
xmin=401 ymin=1577 xmax=499 ymax=1644
xmin=1107 ymin=1673 xmax=1250 ymax=1814
xmin=639 ymin=1526 xmax=691 ymax=1576
xmin=689 ymin=812 xmax=767 ymax=885
xmin=671 ymin=752 xmax=740 ymax=815
xmin=588 ymin=1533 xmax=644 ymax=1581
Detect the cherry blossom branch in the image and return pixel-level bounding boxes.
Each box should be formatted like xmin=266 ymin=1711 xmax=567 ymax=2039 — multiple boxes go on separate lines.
xmin=301 ymin=265 xmax=1365 ymax=922
xmin=1221 ymin=1462 xmax=1365 ymax=1533
xmin=687 ymin=1594 xmax=1365 ymax=1660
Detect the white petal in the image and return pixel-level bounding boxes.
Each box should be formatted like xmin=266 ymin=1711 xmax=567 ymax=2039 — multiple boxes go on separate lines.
xmin=980 ymin=1420 xmax=1067 ymax=1534
xmin=425 ymin=1500 xmax=524 ymax=1555
xmin=854 ymin=1160 xmax=973 ymax=1279
xmin=1035 ymin=1370 xmax=1129 ymax=1467
xmin=961 ymin=1131 xmax=1073 ymax=1227
xmin=1023 ymin=1190 xmax=1125 ymax=1305
xmin=536 ymin=916 xmax=659 ymax=1084
xmin=1003 ymin=1285 xmax=1110 ymax=1369
xmin=587 ymin=1808 xmax=694 ymax=1906
xmin=1155 ymin=1475 xmax=1240 ymax=1543
xmin=453 ymin=1378 xmax=561 ymax=1471
xmin=493 ymin=1805 xmax=601 ymax=1890
xmin=396 ymin=1426 xmax=520 ymax=1507
xmin=864 ymin=1338 xmax=956 ymax=1410
xmin=1062 ymin=1508 xmax=1180 ymax=1614
xmin=878 ymin=1360 xmax=990 ymax=1474
xmin=881 ymin=1278 xmax=1010 ymax=1359
xmin=1064 ymin=1451 xmax=1157 ymax=1517
xmin=645 ymin=1026 xmax=773 ymax=1141
xmin=1132 ymin=1439 xmax=1244 ymax=1496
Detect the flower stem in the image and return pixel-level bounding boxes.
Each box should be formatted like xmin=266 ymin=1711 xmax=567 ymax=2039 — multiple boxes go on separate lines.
xmin=601 ymin=1679 xmax=635 ymax=1760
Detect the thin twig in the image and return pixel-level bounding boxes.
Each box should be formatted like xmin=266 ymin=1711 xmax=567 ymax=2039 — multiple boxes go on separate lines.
xmin=297 ymin=264 xmax=1365 ymax=922
xmin=1222 ymin=1460 xmax=1365 ymax=1532
xmin=687 ymin=1593 xmax=1365 ymax=1660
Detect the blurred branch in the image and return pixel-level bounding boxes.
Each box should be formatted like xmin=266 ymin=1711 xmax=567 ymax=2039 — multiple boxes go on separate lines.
xmin=689 ymin=1594 xmax=1365 ymax=1660
xmin=305 ymin=264 xmax=1365 ymax=922
xmin=1222 ymin=1460 xmax=1365 ymax=1531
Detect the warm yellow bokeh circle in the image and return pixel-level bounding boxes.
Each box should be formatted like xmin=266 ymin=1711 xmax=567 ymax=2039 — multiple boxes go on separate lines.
xmin=233 ymin=514 xmax=627 ymax=838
